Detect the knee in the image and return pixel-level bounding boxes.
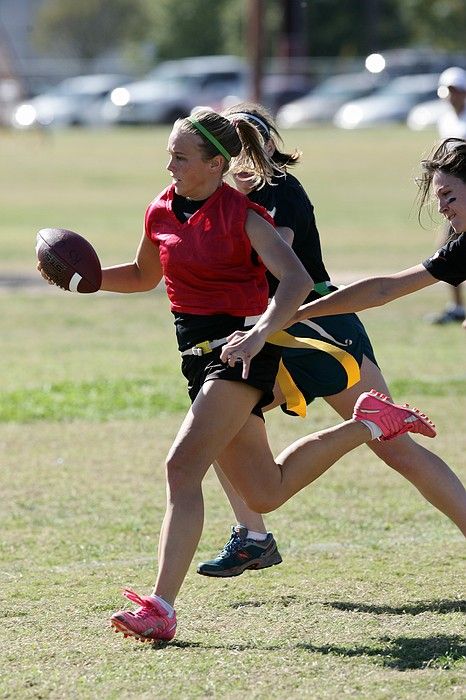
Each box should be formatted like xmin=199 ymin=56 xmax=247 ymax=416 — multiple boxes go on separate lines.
xmin=165 ymin=452 xmax=200 ymax=496
xmin=243 ymin=491 xmax=281 ymax=514
xmin=373 ymin=435 xmax=421 ymax=475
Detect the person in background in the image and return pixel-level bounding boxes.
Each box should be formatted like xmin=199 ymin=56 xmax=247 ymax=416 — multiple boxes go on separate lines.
xmin=425 ymin=67 xmax=466 ymax=325
xmin=197 ymin=107 xmax=466 ymax=580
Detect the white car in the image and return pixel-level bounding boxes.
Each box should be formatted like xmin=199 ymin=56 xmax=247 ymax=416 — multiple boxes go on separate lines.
xmin=406 ymin=98 xmax=449 ymax=130
xmin=276 ymin=72 xmax=385 ymax=128
xmin=333 ymin=73 xmax=441 ymax=129
xmin=11 ymin=74 xmax=131 ymax=129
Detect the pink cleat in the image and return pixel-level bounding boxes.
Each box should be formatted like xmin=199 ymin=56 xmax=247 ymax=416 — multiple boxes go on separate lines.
xmin=111 ymin=589 xmax=177 ymax=643
xmin=353 ymin=389 xmax=436 ymax=441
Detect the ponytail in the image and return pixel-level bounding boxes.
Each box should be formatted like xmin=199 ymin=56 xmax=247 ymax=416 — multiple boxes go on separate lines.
xmin=178 ymin=108 xmax=274 ymax=186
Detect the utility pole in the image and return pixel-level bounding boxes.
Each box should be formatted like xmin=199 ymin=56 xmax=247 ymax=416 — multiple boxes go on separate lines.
xmin=247 ymin=0 xmax=264 ymax=102
xmin=279 ymin=0 xmax=307 ymax=62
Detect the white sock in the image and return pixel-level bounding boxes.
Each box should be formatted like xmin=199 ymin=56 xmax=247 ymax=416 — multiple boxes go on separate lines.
xmin=246 ymin=529 xmax=268 ymax=541
xmin=149 ymin=594 xmax=175 ymax=616
xmin=358 ymin=419 xmax=383 ymax=440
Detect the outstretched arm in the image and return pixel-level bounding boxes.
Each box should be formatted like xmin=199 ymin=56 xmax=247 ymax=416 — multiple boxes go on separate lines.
xmin=291 ymin=264 xmax=437 ymax=323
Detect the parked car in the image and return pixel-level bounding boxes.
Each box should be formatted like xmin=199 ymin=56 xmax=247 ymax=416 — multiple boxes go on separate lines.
xmin=406 ymin=98 xmax=449 ymax=131
xmin=101 ymin=55 xmax=247 ymax=126
xmin=11 ymin=74 xmax=131 ymax=129
xmin=333 ymin=73 xmax=441 ymax=129
xmin=221 ymin=72 xmax=313 ymax=116
xmin=275 ymin=72 xmax=386 ymax=128
xmin=261 ymin=73 xmax=313 ymax=114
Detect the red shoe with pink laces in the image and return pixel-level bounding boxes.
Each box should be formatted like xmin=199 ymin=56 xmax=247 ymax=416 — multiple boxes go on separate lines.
xmin=111 ymin=589 xmax=177 ymax=643
xmin=353 ymin=389 xmax=436 ymax=441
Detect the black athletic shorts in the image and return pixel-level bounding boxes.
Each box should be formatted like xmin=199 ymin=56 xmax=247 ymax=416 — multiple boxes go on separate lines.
xmin=181 ymin=342 xmax=281 ymax=419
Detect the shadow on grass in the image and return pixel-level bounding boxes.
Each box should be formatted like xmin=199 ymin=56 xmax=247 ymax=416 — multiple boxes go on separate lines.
xmin=322 ymin=599 xmax=466 ymax=615
xmin=297 ymin=634 xmax=466 ymax=670
xmin=229 ymin=595 xmax=298 ymax=609
xmin=152 ymin=635 xmax=465 ymax=671
xmin=229 ymin=597 xmax=466 ymax=616
xmin=140 ymin=598 xmax=466 ymax=669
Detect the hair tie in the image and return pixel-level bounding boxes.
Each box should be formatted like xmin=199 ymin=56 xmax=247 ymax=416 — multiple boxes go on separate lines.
xmin=231 ymin=112 xmax=270 ymax=139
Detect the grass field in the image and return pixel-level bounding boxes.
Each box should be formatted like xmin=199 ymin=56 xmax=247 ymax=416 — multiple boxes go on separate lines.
xmin=0 ymin=125 xmax=465 ymax=699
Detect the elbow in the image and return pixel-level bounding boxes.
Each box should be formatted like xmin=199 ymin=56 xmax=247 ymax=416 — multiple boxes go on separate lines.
xmin=133 ymin=265 xmax=160 ymax=292
xmin=299 ymin=270 xmax=314 ymax=299
xmin=138 ymin=279 xmax=159 ymax=292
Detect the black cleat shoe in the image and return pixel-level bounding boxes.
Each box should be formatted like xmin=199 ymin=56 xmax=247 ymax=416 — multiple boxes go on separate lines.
xmin=197 ymin=526 xmax=283 ymax=578
xmin=425 ymin=306 xmax=466 ymax=325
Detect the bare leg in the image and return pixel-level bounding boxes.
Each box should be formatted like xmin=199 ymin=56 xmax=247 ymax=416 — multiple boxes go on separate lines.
xmin=217 ymin=415 xmax=370 ymax=514
xmin=215 ymin=355 xmax=466 ymax=538
xmin=211 ymin=390 xmax=284 ymax=534
xmin=451 ymin=284 xmax=464 ymax=308
xmin=325 ymin=356 xmax=466 ymax=537
xmin=213 ymin=464 xmax=267 ymax=533
xmin=154 ymin=380 xmax=373 ymax=604
xmin=153 ymin=380 xmax=261 ymax=604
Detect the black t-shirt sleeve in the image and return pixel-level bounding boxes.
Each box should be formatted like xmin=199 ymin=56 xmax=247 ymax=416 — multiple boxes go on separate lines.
xmin=422 ymin=233 xmax=466 ymax=287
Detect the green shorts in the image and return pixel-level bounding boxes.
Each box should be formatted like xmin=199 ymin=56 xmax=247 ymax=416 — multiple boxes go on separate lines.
xmin=280 ymin=313 xmax=378 ymax=415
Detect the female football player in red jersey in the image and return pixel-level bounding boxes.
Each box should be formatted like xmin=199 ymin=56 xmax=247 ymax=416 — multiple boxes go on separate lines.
xmin=42 ymin=109 xmax=437 ymax=644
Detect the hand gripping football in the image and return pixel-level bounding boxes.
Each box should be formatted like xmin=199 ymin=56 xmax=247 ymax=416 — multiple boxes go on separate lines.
xmin=36 ymin=227 xmax=102 ymax=293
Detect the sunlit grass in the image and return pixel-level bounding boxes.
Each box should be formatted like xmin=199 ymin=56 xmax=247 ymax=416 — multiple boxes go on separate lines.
xmin=1 ymin=125 xmax=464 ymax=700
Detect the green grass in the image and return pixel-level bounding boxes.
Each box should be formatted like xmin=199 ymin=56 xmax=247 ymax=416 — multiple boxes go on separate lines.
xmin=0 ymin=126 xmax=465 ymax=699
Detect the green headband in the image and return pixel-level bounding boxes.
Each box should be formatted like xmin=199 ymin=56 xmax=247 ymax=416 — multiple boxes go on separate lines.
xmin=187 ymin=116 xmax=231 ymax=161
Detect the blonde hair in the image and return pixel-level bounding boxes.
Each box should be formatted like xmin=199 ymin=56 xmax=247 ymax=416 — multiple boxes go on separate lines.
xmin=223 ymin=102 xmax=301 ymax=166
xmin=176 ymin=109 xmax=275 ymax=188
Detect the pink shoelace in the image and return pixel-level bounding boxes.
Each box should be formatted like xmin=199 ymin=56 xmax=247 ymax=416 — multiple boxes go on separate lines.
xmin=122 ymin=588 xmax=158 ymax=615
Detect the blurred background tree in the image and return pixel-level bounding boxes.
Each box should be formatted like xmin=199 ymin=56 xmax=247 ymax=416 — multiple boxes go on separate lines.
xmin=398 ymin=0 xmax=466 ymax=51
xmin=31 ymin=0 xmax=466 ymax=66
xmin=145 ymin=0 xmax=279 ymax=61
xmin=147 ymin=0 xmax=229 ymax=60
xmin=33 ymin=0 xmax=152 ymax=60
xmin=305 ymin=0 xmax=409 ymax=56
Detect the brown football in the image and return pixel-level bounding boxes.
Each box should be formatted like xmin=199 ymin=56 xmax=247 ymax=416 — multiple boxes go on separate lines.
xmin=36 ymin=228 xmax=102 ymax=293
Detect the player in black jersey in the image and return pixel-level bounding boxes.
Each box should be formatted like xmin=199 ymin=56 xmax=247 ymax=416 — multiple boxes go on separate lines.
xmin=197 ymin=112 xmax=466 ymax=579
xmin=293 ymin=137 xmax=466 ymax=323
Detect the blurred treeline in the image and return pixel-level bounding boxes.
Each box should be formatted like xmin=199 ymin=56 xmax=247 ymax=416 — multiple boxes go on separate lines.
xmin=33 ymin=0 xmax=466 ymax=67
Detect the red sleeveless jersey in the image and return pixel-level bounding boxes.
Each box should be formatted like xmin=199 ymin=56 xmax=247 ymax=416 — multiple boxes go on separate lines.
xmin=145 ymin=182 xmax=272 ymax=315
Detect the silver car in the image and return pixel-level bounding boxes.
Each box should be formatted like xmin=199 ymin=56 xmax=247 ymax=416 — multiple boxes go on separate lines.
xmin=276 ymin=72 xmax=385 ymax=128
xmin=334 ymin=73 xmax=441 ymax=129
xmin=11 ymin=74 xmax=131 ymax=129
xmin=101 ymin=55 xmax=247 ymax=126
